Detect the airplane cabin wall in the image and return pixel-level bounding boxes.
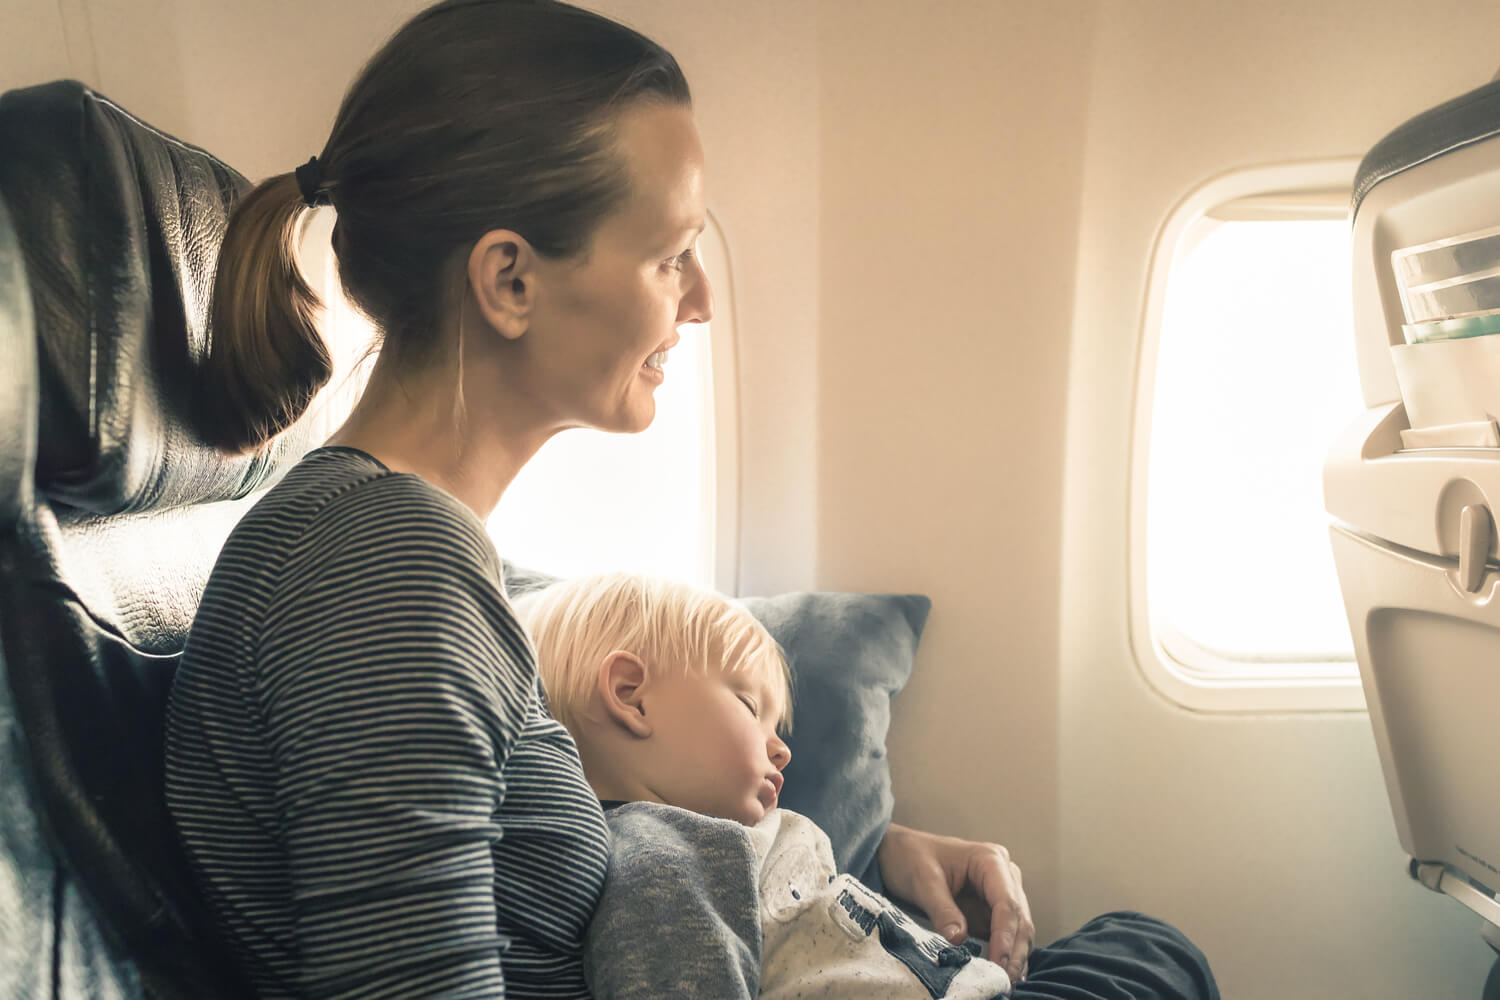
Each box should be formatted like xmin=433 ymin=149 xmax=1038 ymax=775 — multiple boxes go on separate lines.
xmin=812 ymin=0 xmax=1097 ymax=947
xmin=5 ymin=0 xmax=72 ymax=85
xmin=1061 ymin=2 xmax=1500 ymax=998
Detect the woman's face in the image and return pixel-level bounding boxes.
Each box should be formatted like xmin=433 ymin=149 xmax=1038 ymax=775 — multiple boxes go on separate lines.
xmin=518 ymin=102 xmax=713 ymax=435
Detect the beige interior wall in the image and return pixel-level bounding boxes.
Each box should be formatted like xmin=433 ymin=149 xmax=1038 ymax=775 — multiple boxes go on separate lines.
xmin=0 ymin=0 xmax=74 ymax=93
xmin=1061 ymin=2 xmax=1500 ymax=997
xmin=813 ymin=0 xmax=1098 ymax=937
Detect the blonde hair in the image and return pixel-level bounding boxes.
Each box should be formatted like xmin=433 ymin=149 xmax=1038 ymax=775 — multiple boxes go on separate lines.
xmin=514 ymin=573 xmax=792 ymax=735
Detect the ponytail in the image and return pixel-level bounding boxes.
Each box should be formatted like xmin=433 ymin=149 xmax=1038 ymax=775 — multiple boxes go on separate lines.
xmin=198 ymin=173 xmax=331 ymax=454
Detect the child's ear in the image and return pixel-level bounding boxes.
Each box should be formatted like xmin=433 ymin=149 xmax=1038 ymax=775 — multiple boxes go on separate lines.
xmin=597 ymin=651 xmax=652 ymax=738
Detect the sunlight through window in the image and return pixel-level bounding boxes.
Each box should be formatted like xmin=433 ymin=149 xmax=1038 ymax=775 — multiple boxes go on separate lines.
xmin=489 ymin=317 xmax=716 ymax=585
xmin=1147 ymin=216 xmax=1362 ymax=667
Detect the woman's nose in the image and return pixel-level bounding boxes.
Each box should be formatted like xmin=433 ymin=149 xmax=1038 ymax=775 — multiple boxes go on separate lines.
xmin=678 ymin=257 xmax=713 ymax=326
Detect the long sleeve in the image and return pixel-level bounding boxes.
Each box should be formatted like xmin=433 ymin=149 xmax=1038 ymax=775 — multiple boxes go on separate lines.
xmin=586 ymin=803 xmax=761 ymax=1000
xmin=169 ymin=452 xmax=606 ymax=1000
xmin=259 ymin=479 xmax=534 ymax=999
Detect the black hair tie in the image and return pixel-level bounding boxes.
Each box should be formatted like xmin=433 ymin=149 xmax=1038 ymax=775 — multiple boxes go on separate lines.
xmin=295 ymin=156 xmax=329 ymax=208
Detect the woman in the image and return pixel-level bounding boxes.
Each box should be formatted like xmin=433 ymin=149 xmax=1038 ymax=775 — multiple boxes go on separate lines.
xmin=166 ymin=2 xmax=1213 ymax=998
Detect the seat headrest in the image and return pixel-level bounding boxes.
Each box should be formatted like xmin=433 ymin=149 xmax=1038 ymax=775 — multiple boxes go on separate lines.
xmin=1353 ymin=75 xmax=1500 ymax=217
xmin=0 ymin=81 xmax=308 ymax=517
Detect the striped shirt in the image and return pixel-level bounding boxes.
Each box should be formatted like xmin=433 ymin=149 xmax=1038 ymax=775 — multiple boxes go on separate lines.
xmin=165 ymin=447 xmax=609 ymax=999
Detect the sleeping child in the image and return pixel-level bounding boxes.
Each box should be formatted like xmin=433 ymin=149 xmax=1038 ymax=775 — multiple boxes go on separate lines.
xmin=515 ymin=572 xmax=1012 ymax=1000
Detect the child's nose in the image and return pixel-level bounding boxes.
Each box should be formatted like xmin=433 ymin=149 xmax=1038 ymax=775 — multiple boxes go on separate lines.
xmin=768 ymin=735 xmax=791 ymax=771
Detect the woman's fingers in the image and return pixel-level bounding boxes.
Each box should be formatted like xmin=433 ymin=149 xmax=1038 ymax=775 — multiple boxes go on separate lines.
xmin=1011 ymin=859 xmax=1033 ymax=980
xmin=971 ymin=845 xmax=1033 ymax=981
xmin=908 ymin=854 xmax=969 ymax=943
xmin=877 ymin=823 xmax=1035 ymax=981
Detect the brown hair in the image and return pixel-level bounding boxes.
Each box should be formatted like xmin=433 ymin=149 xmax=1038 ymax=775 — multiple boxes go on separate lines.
xmin=199 ymin=0 xmax=692 ymax=453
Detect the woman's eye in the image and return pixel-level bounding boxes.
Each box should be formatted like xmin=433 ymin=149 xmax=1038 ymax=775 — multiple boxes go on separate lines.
xmin=666 ymin=247 xmax=696 ymax=271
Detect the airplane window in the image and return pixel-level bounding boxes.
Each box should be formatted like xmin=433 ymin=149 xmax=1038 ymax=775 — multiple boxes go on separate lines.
xmin=1132 ymin=162 xmax=1366 ymax=711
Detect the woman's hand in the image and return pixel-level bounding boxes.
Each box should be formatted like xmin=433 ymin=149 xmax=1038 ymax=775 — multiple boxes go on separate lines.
xmin=876 ymin=822 xmax=1035 ymax=983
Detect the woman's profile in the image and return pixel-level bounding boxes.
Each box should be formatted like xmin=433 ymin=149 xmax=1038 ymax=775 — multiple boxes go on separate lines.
xmin=168 ymin=5 xmax=701 ymax=995
xmin=164 ymin=2 xmax=1216 ymax=997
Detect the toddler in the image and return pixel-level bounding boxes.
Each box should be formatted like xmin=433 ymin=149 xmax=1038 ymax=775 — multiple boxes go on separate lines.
xmin=516 ymin=573 xmax=1012 ymax=1000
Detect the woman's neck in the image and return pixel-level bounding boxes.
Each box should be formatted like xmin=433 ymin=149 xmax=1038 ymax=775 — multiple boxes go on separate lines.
xmin=325 ymin=354 xmax=552 ymax=520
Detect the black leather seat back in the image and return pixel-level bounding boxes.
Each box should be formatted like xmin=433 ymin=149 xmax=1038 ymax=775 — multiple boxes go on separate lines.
xmin=0 ymin=184 xmax=61 ymax=1000
xmin=0 ymin=80 xmax=332 ymax=999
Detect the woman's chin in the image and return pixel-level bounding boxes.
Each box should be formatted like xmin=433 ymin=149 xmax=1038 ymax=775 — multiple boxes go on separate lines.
xmin=613 ymin=399 xmax=657 ymax=434
xmin=568 ymin=404 xmax=652 ymax=435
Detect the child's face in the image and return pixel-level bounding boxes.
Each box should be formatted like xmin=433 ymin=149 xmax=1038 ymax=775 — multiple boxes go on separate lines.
xmin=640 ymin=655 xmax=791 ymax=825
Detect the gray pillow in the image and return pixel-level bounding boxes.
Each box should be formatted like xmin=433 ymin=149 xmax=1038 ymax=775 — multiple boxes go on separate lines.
xmin=501 ymin=564 xmax=930 ymax=890
xmin=739 ymin=590 xmax=929 ymax=891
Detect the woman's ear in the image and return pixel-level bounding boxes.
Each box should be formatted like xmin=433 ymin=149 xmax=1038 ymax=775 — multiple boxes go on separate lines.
xmin=597 ymin=650 xmax=653 ymax=738
xmin=467 ymin=229 xmax=539 ymax=341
